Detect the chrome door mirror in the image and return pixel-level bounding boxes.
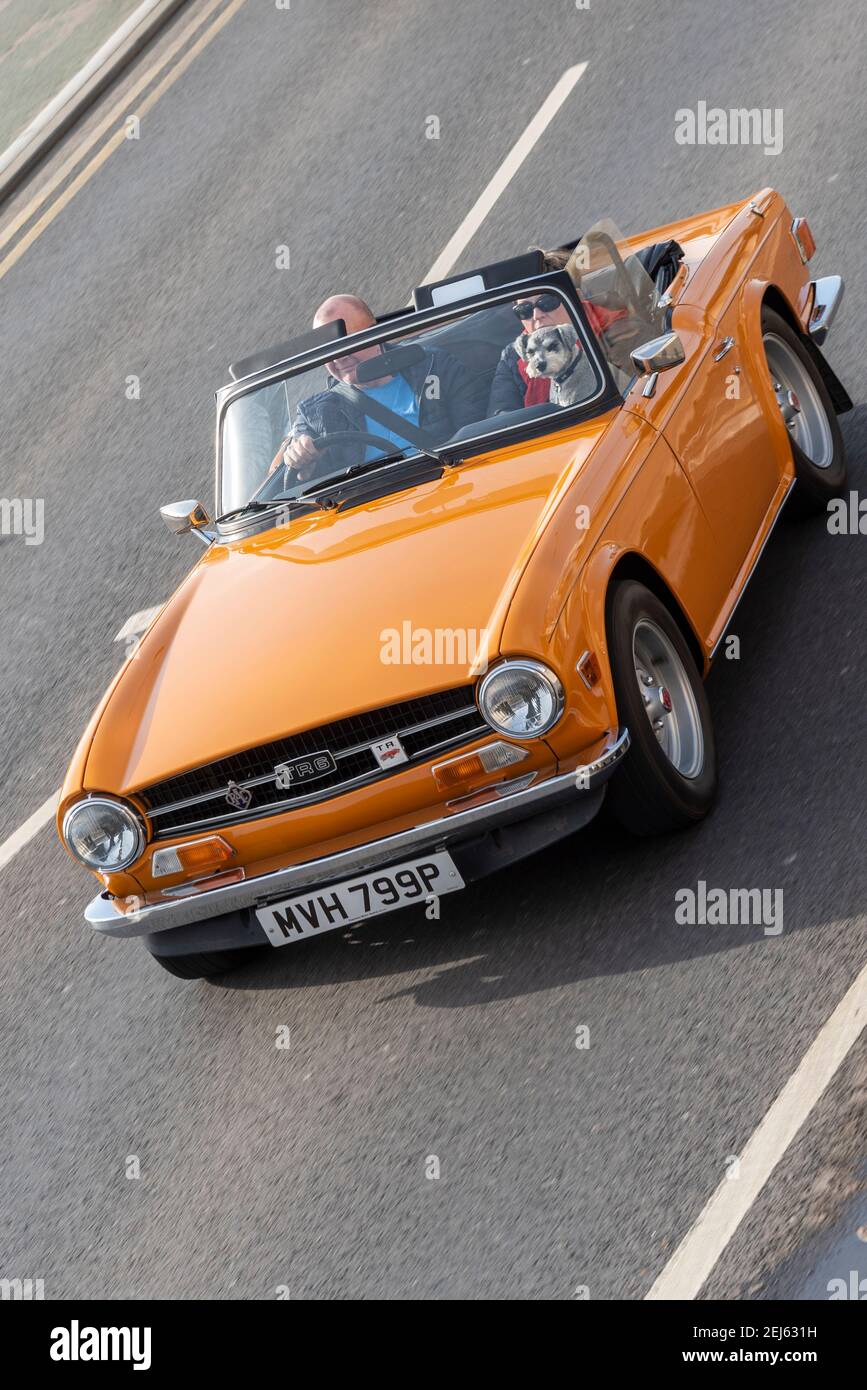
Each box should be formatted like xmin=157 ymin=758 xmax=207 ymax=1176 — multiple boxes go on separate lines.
xmin=160 ymin=500 xmax=213 ymax=544
xmin=631 ymin=331 xmax=685 ymax=376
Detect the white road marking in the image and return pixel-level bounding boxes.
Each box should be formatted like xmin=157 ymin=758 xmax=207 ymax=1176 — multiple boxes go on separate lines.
xmin=0 ymin=791 xmax=60 ymax=873
xmin=0 ymin=0 xmax=182 ymax=179
xmin=0 ymin=607 xmax=163 ymax=875
xmin=646 ymin=957 xmax=867 ymax=1299
xmin=0 ymin=0 xmax=230 ymax=253
xmin=421 ymin=63 xmax=588 ymax=284
xmin=114 ymin=605 xmax=162 ymax=642
xmin=0 ymin=0 xmax=248 ymax=281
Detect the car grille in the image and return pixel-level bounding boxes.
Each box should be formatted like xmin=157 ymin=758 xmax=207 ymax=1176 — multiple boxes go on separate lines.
xmin=136 ymin=685 xmax=486 ymax=838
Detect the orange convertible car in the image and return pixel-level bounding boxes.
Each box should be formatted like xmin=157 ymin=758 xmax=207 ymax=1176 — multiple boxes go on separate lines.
xmin=58 ymin=188 xmax=850 ymax=978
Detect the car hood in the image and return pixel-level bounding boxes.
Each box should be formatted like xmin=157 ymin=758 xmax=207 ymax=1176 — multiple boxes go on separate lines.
xmin=85 ymin=419 xmax=614 ymax=793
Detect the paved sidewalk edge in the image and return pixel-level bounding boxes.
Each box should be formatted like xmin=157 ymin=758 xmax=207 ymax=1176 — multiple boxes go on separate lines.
xmin=0 ymin=0 xmax=190 ymax=205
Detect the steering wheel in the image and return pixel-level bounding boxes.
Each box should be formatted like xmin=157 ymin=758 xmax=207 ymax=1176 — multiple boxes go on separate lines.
xmin=257 ymin=429 xmax=410 ymax=499
xmin=300 ymin=429 xmax=401 ymax=461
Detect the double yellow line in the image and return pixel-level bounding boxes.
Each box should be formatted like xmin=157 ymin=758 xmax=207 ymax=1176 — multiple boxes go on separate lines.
xmin=0 ymin=0 xmax=248 ymax=282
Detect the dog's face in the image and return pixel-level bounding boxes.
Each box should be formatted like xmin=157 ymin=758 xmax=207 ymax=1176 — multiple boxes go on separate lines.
xmin=518 ymin=324 xmax=578 ymax=379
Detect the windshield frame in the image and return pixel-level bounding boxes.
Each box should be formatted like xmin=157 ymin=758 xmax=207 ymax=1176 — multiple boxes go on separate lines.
xmin=214 ymin=271 xmax=623 ymax=524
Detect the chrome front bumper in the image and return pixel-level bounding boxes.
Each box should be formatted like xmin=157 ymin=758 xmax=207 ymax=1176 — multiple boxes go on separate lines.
xmin=808 ymin=275 xmax=844 ymax=345
xmin=85 ymin=729 xmax=630 ymax=939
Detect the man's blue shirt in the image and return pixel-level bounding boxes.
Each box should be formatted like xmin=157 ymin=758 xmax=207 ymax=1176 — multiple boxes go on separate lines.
xmin=362 ymin=374 xmax=420 ymax=459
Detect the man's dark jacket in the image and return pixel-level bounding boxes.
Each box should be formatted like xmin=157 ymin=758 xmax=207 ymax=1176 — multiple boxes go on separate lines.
xmin=291 ymin=346 xmax=477 ymax=480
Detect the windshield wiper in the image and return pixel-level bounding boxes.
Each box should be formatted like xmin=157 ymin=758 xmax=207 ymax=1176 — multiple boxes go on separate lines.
xmin=216 ymin=496 xmax=322 ymax=525
xmin=294 ymin=448 xmax=448 ymax=501
xmin=215 ymin=500 xmax=280 ymax=524
xmin=320 ymin=456 xmax=447 ymax=511
xmin=219 ymin=449 xmax=451 ymax=528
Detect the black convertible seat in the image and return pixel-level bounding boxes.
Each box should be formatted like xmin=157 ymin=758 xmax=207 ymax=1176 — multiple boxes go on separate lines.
xmin=556 ymin=233 xmax=684 ymax=296
xmin=634 ymin=239 xmax=685 ymax=293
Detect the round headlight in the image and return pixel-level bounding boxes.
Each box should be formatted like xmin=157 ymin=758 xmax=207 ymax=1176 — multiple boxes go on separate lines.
xmin=477 ymin=659 xmax=564 ymax=739
xmin=62 ymin=797 xmax=145 ymax=872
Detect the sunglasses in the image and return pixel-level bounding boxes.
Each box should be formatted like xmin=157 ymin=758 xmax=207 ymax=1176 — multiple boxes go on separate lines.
xmin=513 ymin=293 xmax=561 ymax=322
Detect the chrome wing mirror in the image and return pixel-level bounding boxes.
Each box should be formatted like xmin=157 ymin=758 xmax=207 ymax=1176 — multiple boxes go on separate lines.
xmin=160 ymin=500 xmax=214 ymax=545
xmin=630 ymin=331 xmax=685 ymax=397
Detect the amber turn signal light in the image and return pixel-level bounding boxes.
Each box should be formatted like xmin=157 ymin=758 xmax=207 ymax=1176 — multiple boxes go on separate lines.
xmin=151 ymin=836 xmax=234 ymax=878
xmin=791 ymin=217 xmax=816 ymax=263
xmin=577 ymin=650 xmax=602 ymax=689
xmin=432 ymin=741 xmax=528 ymax=791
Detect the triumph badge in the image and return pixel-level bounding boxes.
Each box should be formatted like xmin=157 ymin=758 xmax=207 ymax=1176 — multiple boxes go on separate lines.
xmin=225 ymin=780 xmax=253 ymax=811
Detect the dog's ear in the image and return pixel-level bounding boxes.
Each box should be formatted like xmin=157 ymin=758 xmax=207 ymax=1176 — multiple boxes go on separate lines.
xmin=556 ymin=324 xmax=578 ymax=353
xmin=514 ymin=332 xmax=531 ymax=361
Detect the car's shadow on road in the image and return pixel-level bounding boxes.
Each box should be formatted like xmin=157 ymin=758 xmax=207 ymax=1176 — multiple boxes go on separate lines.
xmin=216 ymin=405 xmax=867 ymax=1005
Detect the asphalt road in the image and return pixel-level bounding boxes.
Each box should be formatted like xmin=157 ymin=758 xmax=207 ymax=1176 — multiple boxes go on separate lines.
xmin=0 ymin=0 xmax=865 ymax=1300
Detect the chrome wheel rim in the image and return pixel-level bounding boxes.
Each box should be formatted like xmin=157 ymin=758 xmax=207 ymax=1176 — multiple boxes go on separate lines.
xmin=632 ymin=619 xmax=704 ymax=779
xmin=762 ymin=331 xmax=833 ymax=468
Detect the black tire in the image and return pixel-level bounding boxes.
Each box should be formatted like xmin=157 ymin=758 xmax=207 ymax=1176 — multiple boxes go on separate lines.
xmin=606 ymin=581 xmax=717 ymax=836
xmin=147 ymin=946 xmax=260 ymax=979
xmin=761 ymin=307 xmax=847 ymax=516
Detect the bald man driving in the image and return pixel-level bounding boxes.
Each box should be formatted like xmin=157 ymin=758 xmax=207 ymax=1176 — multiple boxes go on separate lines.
xmin=272 ymin=294 xmax=477 ymax=483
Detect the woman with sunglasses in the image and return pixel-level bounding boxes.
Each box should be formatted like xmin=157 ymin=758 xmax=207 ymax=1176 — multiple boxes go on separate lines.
xmin=488 ymin=291 xmax=574 ymax=415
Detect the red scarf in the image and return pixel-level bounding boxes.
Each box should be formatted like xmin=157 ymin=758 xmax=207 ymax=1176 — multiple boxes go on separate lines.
xmin=517 ymin=356 xmax=551 ymax=405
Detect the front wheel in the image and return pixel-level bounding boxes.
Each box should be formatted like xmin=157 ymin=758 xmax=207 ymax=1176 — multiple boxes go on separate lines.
xmin=606 ymin=581 xmax=717 ymax=836
xmin=761 ymin=307 xmax=847 ymax=515
xmin=146 ymin=946 xmax=260 ymax=979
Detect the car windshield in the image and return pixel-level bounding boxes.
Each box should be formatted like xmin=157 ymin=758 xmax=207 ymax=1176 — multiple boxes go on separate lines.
xmin=219 ymin=288 xmax=607 ymax=517
xmin=562 ymin=218 xmax=668 ymax=392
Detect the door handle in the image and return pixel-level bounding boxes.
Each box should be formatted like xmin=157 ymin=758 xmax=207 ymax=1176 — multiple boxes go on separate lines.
xmin=713 ymin=336 xmax=735 ymax=361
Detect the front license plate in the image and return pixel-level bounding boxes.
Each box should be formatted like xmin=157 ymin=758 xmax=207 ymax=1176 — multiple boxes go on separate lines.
xmin=255 ymin=850 xmax=465 ymax=947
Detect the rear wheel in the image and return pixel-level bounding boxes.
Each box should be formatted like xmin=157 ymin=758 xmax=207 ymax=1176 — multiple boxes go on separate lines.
xmin=606 ymin=581 xmax=717 ymax=836
xmin=761 ymin=307 xmax=847 ymax=515
xmin=147 ymin=946 xmax=260 ymax=979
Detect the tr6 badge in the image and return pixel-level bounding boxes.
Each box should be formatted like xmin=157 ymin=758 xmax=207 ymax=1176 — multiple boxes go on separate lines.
xmin=274 ymin=751 xmax=337 ymax=790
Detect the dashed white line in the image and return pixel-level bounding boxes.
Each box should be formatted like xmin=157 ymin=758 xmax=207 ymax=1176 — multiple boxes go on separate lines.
xmin=0 ymin=609 xmax=165 ymax=877
xmin=114 ymin=605 xmax=162 ymax=643
xmin=421 ymin=62 xmax=588 ymax=285
xmin=0 ymin=790 xmax=60 ymax=873
xmin=646 ymin=956 xmax=867 ymax=1299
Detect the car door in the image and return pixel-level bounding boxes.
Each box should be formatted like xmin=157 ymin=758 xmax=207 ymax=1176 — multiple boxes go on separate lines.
xmin=626 ymin=299 xmax=782 ymax=611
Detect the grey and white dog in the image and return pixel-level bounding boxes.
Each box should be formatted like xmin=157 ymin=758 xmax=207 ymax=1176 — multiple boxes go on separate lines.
xmin=517 ymin=324 xmax=594 ymax=406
